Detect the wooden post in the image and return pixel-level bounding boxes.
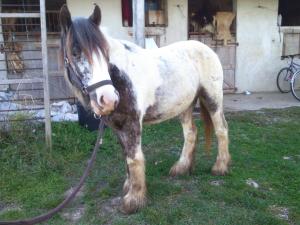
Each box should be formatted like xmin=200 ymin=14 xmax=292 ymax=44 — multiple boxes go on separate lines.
xmin=40 ymin=0 xmax=52 ymax=150
xmin=132 ymin=0 xmax=145 ymax=48
xmin=0 ymin=4 xmax=8 ymax=91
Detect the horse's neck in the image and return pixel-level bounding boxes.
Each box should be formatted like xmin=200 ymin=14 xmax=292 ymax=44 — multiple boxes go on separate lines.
xmin=106 ymin=37 xmax=142 ymax=72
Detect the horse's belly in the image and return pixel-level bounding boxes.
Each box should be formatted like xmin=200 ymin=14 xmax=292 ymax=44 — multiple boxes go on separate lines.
xmin=143 ymin=93 xmax=196 ymax=124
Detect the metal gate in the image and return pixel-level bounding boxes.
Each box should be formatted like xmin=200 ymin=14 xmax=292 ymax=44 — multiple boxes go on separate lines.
xmin=0 ymin=0 xmax=52 ymax=147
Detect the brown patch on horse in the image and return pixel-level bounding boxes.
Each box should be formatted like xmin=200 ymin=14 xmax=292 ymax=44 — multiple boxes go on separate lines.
xmin=199 ymin=87 xmax=218 ymax=113
xmin=103 ymin=64 xmax=141 ymax=159
xmin=143 ymin=103 xmax=163 ymax=123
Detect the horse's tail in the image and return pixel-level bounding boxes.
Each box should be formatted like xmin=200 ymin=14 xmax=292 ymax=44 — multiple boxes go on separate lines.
xmin=200 ymin=101 xmax=213 ymax=156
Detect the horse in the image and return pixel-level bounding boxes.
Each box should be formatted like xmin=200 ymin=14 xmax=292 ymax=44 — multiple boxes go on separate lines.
xmin=59 ymin=4 xmax=231 ymax=214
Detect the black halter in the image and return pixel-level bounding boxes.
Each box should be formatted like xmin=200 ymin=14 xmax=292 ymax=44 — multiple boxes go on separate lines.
xmin=62 ymin=38 xmax=113 ymax=96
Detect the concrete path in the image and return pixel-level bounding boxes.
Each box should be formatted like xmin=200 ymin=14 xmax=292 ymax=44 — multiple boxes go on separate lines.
xmin=224 ymin=92 xmax=300 ymax=111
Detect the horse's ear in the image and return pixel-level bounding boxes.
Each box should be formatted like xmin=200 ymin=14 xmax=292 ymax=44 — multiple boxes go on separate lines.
xmin=89 ymin=4 xmax=101 ymax=26
xmin=59 ymin=4 xmax=72 ymax=34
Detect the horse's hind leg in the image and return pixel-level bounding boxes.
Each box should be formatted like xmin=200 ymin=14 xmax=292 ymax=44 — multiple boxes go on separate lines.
xmin=200 ymin=97 xmax=230 ymax=175
xmin=208 ymin=106 xmax=231 ymax=175
xmin=170 ymin=106 xmax=197 ymax=176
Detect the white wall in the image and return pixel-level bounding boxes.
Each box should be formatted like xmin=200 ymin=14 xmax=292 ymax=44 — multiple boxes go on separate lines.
xmin=67 ymin=0 xmax=187 ymax=46
xmin=67 ymin=0 xmax=132 ymax=41
xmin=235 ymin=0 xmax=285 ymax=92
xmin=68 ymin=0 xmax=287 ymax=93
xmin=165 ymin=0 xmax=188 ymax=45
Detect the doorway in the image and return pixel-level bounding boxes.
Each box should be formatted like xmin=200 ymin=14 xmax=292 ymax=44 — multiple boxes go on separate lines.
xmin=188 ymin=0 xmax=237 ymax=92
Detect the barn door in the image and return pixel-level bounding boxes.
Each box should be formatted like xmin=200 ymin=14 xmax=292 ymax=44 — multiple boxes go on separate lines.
xmin=212 ymin=39 xmax=236 ymax=91
xmin=188 ymin=0 xmax=237 ymax=92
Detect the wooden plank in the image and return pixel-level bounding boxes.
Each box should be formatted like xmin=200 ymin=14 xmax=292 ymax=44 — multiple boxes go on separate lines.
xmin=0 ymin=4 xmax=8 ymax=91
xmin=0 ymin=78 xmax=43 ymax=85
xmin=283 ymin=33 xmax=300 ymax=56
xmin=188 ymin=34 xmax=236 ymax=91
xmin=0 ymin=13 xmax=40 ymax=18
xmin=132 ymin=0 xmax=145 ymax=47
xmin=40 ymin=0 xmax=52 ymax=150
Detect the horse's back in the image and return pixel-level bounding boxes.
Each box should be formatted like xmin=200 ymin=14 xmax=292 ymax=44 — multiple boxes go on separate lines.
xmin=150 ymin=40 xmax=223 ymax=82
xmin=142 ymin=40 xmax=223 ymax=124
xmin=149 ymin=40 xmax=223 ymax=91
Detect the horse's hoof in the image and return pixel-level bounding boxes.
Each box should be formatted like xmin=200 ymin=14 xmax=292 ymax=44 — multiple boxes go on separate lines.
xmin=119 ymin=194 xmax=146 ymax=214
xmin=211 ymin=163 xmax=229 ymax=176
xmin=169 ymin=164 xmax=188 ymax=177
xmin=211 ymin=168 xmax=228 ymax=176
xmin=169 ymin=161 xmax=193 ymax=177
xmin=211 ymin=157 xmax=231 ymax=176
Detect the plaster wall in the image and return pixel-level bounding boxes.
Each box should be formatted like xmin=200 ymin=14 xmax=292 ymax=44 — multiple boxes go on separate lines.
xmin=235 ymin=0 xmax=285 ymax=92
xmin=67 ymin=0 xmax=287 ymax=93
xmin=67 ymin=0 xmax=187 ymax=47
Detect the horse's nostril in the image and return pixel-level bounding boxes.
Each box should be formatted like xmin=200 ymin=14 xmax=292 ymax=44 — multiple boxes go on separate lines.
xmin=100 ymin=95 xmax=105 ymax=105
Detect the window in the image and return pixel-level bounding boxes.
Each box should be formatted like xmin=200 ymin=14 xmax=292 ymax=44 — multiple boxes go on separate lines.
xmin=122 ymin=0 xmax=168 ymax=27
xmin=0 ymin=0 xmax=66 ymax=75
xmin=1 ymin=0 xmax=66 ymax=34
xmin=278 ymin=0 xmax=300 ymax=26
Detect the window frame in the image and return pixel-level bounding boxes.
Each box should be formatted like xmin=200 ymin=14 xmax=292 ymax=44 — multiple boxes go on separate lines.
xmin=122 ymin=0 xmax=168 ymax=28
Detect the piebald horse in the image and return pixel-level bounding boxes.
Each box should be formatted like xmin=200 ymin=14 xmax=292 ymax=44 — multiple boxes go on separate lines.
xmin=59 ymin=4 xmax=231 ymax=214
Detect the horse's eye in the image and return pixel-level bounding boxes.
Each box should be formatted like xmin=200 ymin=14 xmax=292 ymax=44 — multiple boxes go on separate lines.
xmin=72 ymin=47 xmax=81 ymax=58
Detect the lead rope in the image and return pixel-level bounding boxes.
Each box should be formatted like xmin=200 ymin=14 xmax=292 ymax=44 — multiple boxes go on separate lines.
xmin=0 ymin=119 xmax=105 ymax=225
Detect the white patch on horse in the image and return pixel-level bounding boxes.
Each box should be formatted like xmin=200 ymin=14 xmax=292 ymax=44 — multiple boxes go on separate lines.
xmin=91 ymin=51 xmax=117 ymax=105
xmin=107 ymin=38 xmax=163 ymax=116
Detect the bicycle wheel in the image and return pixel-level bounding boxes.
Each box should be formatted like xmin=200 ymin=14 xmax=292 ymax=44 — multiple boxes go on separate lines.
xmin=291 ymin=70 xmax=300 ymax=101
xmin=277 ymin=67 xmax=293 ymax=93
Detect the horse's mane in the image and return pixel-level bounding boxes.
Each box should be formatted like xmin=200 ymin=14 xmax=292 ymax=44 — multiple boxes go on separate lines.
xmin=65 ymin=18 xmax=109 ymax=64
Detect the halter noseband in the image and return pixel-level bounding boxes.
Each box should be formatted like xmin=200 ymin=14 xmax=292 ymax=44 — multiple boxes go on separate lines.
xmin=62 ymin=39 xmax=113 ymax=96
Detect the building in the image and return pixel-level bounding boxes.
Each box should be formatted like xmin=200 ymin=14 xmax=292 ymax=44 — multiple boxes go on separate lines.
xmin=1 ymin=0 xmax=299 ymax=95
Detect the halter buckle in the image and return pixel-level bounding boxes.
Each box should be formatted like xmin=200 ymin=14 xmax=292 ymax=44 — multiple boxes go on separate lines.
xmin=94 ymin=113 xmax=102 ymax=120
xmin=64 ymin=57 xmax=70 ymax=67
xmin=82 ymin=86 xmax=89 ymax=96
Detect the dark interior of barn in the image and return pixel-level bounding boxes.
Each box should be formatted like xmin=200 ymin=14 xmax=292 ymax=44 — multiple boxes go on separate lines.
xmin=278 ymin=0 xmax=300 ymax=26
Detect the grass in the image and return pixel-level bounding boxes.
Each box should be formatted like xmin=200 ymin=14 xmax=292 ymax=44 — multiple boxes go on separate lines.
xmin=1 ymin=107 xmax=300 ymax=225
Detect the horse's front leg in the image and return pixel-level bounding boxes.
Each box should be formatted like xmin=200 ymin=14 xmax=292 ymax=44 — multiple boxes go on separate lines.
xmin=116 ymin=124 xmax=146 ymax=214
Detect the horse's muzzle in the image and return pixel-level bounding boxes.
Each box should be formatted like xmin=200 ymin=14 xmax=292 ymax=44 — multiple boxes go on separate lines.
xmin=91 ymin=89 xmax=119 ymax=115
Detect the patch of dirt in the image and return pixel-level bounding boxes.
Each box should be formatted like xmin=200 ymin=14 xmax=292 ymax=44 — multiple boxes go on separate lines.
xmin=210 ymin=180 xmax=225 ymax=186
xmin=99 ymin=197 xmax=122 ymax=216
xmin=60 ymin=185 xmax=86 ymax=222
xmin=61 ymin=204 xmax=85 ymax=222
xmin=0 ymin=204 xmax=22 ymax=215
xmin=269 ymin=205 xmax=290 ymax=221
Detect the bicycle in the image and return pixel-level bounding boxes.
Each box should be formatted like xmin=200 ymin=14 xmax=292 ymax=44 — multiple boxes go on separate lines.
xmin=277 ymin=54 xmax=300 ymax=93
xmin=291 ymin=69 xmax=300 ymax=101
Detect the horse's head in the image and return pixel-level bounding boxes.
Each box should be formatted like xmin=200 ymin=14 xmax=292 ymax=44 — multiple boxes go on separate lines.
xmin=59 ymin=4 xmax=119 ymax=116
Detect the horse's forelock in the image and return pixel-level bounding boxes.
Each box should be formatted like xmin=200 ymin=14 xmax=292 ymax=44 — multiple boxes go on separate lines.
xmin=67 ymin=18 xmax=109 ymax=65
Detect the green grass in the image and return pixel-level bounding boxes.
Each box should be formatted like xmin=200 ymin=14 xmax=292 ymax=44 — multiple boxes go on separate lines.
xmin=1 ymin=107 xmax=300 ymax=225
